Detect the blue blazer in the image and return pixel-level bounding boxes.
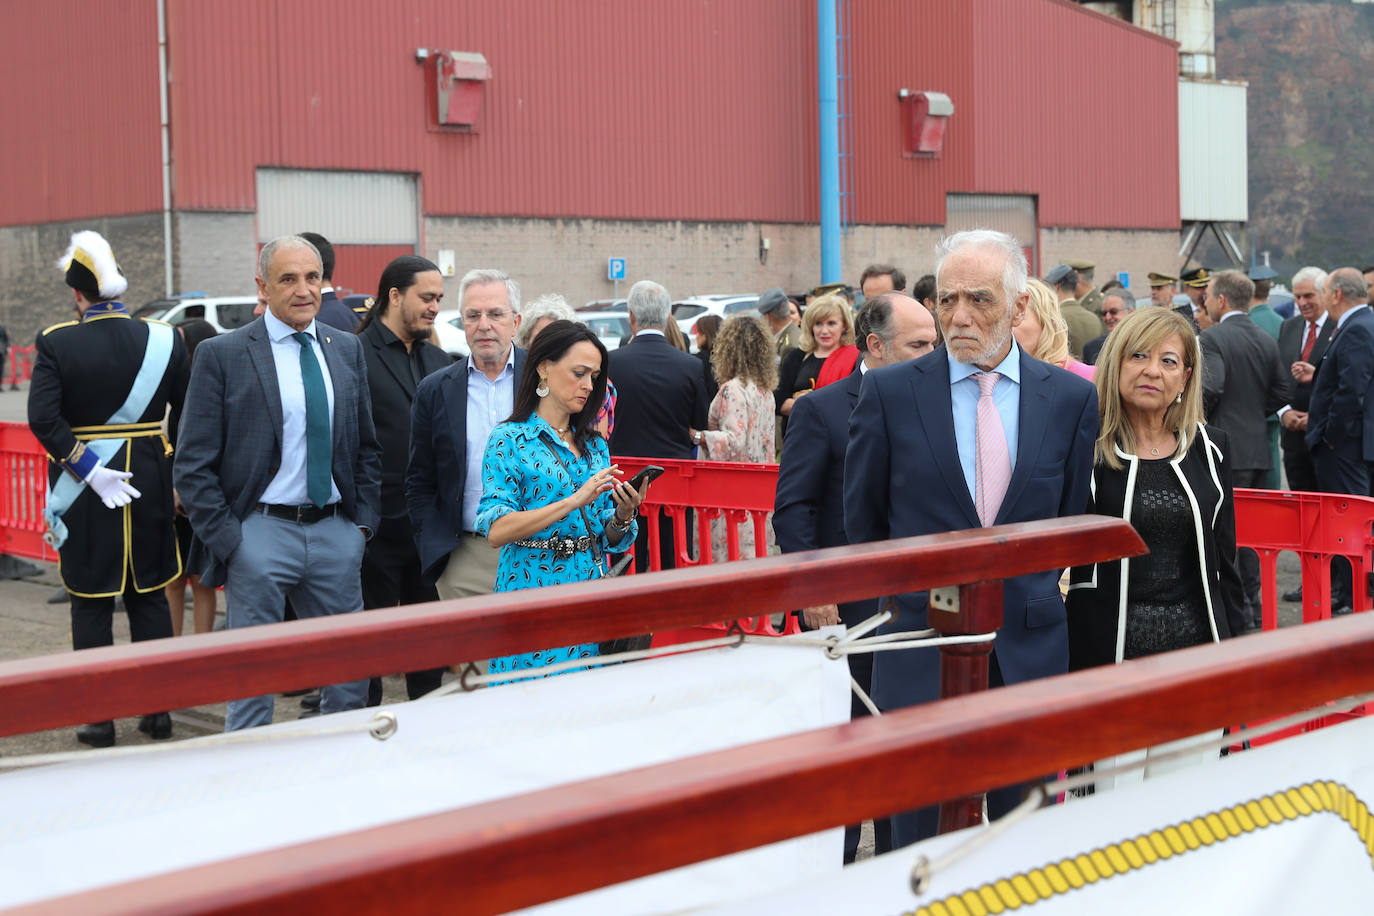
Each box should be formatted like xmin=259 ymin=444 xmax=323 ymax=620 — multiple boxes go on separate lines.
xmin=173 ymin=316 xmax=382 ymax=588
xmin=317 ymin=289 xmax=361 ymax=332
xmin=843 ymin=346 xmax=1099 ymax=711
xmin=775 ymin=366 xmax=877 ymax=634
xmin=775 ymin=366 xmax=862 ymax=554
xmin=1306 ymin=306 xmax=1374 ymax=463
xmin=406 ymin=348 xmax=526 ymax=586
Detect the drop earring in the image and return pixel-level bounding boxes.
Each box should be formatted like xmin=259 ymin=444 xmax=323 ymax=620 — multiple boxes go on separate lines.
xmin=1176 ymin=391 xmax=1183 ymax=404
xmin=536 ymin=378 xmax=550 ymax=398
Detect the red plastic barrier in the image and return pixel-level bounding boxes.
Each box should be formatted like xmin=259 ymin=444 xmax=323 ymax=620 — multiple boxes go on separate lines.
xmin=1230 ymin=487 xmax=1373 ymax=745
xmin=4 ymin=346 xmax=35 ymax=388
xmin=0 ymin=423 xmax=53 ymax=563
xmin=612 ymin=457 xmax=798 ymax=644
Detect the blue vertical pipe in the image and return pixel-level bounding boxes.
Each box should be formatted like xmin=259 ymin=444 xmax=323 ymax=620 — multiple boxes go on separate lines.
xmin=817 ymin=0 xmax=841 ymax=285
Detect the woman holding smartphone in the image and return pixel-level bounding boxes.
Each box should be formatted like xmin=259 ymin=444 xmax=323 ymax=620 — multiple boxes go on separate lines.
xmin=476 ymin=321 xmax=648 ymax=678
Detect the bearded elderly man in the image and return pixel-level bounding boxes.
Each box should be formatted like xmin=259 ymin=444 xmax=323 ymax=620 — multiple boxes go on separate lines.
xmin=844 ymin=229 xmax=1099 ymax=847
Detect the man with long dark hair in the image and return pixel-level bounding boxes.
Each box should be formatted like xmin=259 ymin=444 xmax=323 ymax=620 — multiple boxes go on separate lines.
xmin=355 ymin=256 xmax=452 ymax=704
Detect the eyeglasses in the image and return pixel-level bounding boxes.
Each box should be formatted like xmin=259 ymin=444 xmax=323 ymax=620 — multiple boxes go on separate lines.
xmin=461 ymin=310 xmax=513 ymax=324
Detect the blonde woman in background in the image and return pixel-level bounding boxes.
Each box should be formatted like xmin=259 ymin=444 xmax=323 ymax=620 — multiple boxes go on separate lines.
xmin=774 ymin=293 xmax=858 ymax=434
xmin=1015 ymin=278 xmax=1096 ymax=381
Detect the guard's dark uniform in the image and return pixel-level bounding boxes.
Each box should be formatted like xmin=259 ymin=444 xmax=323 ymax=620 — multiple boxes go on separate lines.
xmin=28 ymin=305 xmax=189 ymax=649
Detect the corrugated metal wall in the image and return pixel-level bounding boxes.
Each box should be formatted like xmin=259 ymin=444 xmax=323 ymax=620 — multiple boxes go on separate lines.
xmin=970 ymin=0 xmax=1180 ymax=229
xmin=167 ymin=0 xmax=819 ymax=223
xmin=2 ymin=0 xmax=1180 ymax=232
xmin=2 ymin=1 xmax=163 ymax=225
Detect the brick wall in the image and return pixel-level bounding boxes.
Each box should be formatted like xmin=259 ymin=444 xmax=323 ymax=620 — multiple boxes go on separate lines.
xmin=173 ymin=212 xmax=258 ymax=298
xmin=1039 ymin=227 xmax=1182 ymax=301
xmin=423 ymin=216 xmax=947 ymax=306
xmin=0 ymin=214 xmax=166 ymax=346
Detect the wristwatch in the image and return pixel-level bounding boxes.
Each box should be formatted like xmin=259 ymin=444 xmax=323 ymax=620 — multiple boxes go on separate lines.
xmin=692 ymin=430 xmax=704 ymax=445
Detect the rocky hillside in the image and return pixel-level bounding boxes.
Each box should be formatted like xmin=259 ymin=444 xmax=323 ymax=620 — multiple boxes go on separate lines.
xmin=1217 ymin=0 xmax=1374 ymax=271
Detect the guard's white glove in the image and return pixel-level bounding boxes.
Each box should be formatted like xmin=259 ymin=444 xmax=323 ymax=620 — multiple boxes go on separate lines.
xmin=84 ymin=465 xmax=142 ymax=509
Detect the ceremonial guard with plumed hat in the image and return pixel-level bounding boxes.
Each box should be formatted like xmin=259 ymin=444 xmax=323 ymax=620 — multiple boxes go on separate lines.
xmin=27 ymin=231 xmax=189 ymax=747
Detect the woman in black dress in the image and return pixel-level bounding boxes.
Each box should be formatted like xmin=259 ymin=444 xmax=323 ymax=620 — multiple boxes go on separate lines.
xmin=1067 ymin=307 xmax=1247 ymax=670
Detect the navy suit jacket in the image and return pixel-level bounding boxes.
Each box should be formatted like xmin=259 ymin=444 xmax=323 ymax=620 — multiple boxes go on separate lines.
xmin=774 ymin=365 xmax=876 ymax=631
xmin=844 ymin=345 xmax=1099 ymax=711
xmin=608 ymin=333 xmax=709 ymax=459
xmin=174 ymin=316 xmax=382 ymax=587
xmin=318 ymin=289 xmax=361 ymax=332
xmin=406 ymin=347 xmax=526 ymax=586
xmin=1306 ymin=306 xmax=1374 ymax=462
xmin=774 ymin=366 xmax=862 ymax=553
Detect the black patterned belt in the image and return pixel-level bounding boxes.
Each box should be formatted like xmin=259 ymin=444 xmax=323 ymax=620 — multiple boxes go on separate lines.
xmin=513 ymin=535 xmax=594 ymax=559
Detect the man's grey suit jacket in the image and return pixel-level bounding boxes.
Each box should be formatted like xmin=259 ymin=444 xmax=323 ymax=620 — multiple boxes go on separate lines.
xmin=1199 ymin=312 xmax=1288 ymax=472
xmin=173 ymin=315 xmax=383 ymax=587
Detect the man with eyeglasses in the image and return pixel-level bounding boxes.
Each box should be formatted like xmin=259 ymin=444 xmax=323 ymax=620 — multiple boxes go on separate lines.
xmin=1081 ymin=289 xmax=1135 ymax=365
xmin=407 ymin=269 xmax=525 ymax=635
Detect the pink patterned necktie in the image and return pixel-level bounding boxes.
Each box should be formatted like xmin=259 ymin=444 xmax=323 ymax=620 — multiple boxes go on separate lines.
xmin=974 ymin=371 xmax=1011 ymax=527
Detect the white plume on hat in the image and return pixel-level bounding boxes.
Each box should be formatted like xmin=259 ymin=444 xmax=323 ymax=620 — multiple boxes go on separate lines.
xmin=56 ymin=230 xmax=128 ymax=299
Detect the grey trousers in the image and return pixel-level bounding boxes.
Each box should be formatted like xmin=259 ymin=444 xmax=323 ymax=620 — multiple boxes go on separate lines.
xmin=224 ymin=511 xmax=368 ymax=731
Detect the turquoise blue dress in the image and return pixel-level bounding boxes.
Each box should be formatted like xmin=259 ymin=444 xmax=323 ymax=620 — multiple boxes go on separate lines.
xmin=475 ymin=414 xmax=637 ymax=678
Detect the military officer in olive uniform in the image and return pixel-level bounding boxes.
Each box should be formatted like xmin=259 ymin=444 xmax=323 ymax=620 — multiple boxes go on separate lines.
xmin=28 ymin=231 xmax=189 ymax=748
xmin=1149 ymin=270 xmax=1199 ymax=331
xmin=1065 ymin=258 xmax=1103 ymax=317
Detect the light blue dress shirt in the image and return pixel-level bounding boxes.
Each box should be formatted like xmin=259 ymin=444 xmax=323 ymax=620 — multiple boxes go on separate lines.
xmin=258 ymin=310 xmax=340 ymax=506
xmin=1337 ymin=303 xmax=1369 ymax=329
xmin=947 ymin=339 xmax=1021 ymax=503
xmin=462 ymin=347 xmax=516 ymax=532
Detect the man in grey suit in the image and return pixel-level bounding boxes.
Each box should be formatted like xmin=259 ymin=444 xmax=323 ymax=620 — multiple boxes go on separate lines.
xmin=1200 ymin=269 xmax=1288 ymax=627
xmin=175 ymin=235 xmax=382 ymax=730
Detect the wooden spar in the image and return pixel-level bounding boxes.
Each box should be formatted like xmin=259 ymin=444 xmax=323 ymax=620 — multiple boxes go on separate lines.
xmin=16 ymin=613 xmax=1374 ymax=916
xmin=0 ymin=516 xmax=1142 ymax=737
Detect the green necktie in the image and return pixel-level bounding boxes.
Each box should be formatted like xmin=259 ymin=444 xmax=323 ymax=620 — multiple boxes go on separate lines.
xmin=292 ymin=331 xmax=332 ymax=508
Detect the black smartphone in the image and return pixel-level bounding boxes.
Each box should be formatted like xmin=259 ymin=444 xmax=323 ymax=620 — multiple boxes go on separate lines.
xmin=626 ymin=465 xmax=665 ymax=490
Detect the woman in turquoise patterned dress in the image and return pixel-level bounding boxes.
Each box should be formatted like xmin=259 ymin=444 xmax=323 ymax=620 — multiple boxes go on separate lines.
xmin=476 ymin=320 xmax=647 ymax=677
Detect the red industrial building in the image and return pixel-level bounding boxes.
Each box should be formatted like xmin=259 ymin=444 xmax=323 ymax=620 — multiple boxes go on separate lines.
xmin=1 ymin=0 xmax=1180 ymax=338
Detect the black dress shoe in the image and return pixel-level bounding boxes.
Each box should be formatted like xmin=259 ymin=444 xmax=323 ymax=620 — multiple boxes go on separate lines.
xmin=1282 ymin=586 xmax=1302 ymax=603
xmin=76 ymin=721 xmax=115 ymax=748
xmin=298 ymin=708 xmax=321 ymax=720
xmin=137 ymin=713 xmax=173 ymax=740
xmin=299 ymin=691 xmax=321 ymax=711
xmin=281 ymin=687 xmax=313 ymax=697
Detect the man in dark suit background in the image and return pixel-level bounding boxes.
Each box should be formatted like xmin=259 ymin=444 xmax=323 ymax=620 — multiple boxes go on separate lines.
xmin=1304 ymin=267 xmax=1374 ymax=612
xmin=1276 ymin=266 xmax=1334 ymax=604
xmin=1199 ymin=269 xmax=1288 ymax=626
xmin=1277 ymin=267 xmax=1334 ymax=494
xmin=845 ymin=230 xmax=1098 ymax=846
xmin=1081 ymin=288 xmax=1135 ymax=365
xmin=175 ymin=235 xmax=382 ymax=730
xmin=608 ymin=279 xmax=709 ymax=571
xmin=774 ymin=290 xmax=934 ymax=863
xmin=407 ymin=269 xmax=524 ymax=626
xmin=301 ymin=232 xmax=361 ymax=332
xmin=356 ymin=255 xmax=453 ymax=705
